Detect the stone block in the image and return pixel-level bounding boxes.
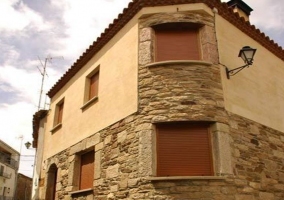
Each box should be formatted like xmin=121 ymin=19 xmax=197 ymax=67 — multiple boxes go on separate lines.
xmin=64 ymin=195 xmax=72 ymax=200
xmin=86 ymin=194 xmax=94 ymax=200
xmin=211 ymin=122 xmax=230 ymax=133
xmin=235 ymin=194 xmax=255 ymax=200
xmin=139 ymin=41 xmax=152 ymax=65
xmin=117 ymin=130 xmax=127 ymax=143
xmin=259 ymin=192 xmax=274 ymax=200
xmin=135 ymin=123 xmax=152 ymax=132
xmin=94 ymin=151 xmax=101 ymax=179
xmin=249 ymin=182 xmax=261 ymax=189
xmin=119 ymin=178 xmax=128 ymax=189
xmin=128 ymin=178 xmax=139 ymax=188
xmin=250 ymin=125 xmax=260 ymax=135
xmin=70 ymin=141 xmax=85 ymax=155
xmin=86 ymin=133 xmax=100 ymax=148
xmin=220 ymin=186 xmax=237 ymax=194
xmin=106 ymin=164 xmax=119 ymax=178
xmin=140 ymin=28 xmax=152 ymax=42
xmin=95 ymin=142 xmax=104 ymax=151
xmin=68 ymin=155 xmax=75 ymax=163
xmin=273 ymin=150 xmax=284 ymax=159
xmin=104 ymin=135 xmax=112 ymax=145
xmin=268 ymin=137 xmax=282 ymax=146
xmin=110 ymin=185 xmax=118 ymax=192
xmin=274 ymin=184 xmax=284 ymax=191
xmin=213 ymin=130 xmax=233 ymax=175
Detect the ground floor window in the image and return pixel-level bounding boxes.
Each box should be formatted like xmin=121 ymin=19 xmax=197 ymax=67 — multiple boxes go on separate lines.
xmin=79 ymin=150 xmax=95 ymax=190
xmin=156 ymin=122 xmax=213 ymax=176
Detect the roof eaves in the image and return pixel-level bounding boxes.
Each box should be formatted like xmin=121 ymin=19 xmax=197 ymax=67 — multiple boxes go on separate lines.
xmin=32 ymin=110 xmax=48 ymax=148
xmin=47 ymin=0 xmax=284 ymax=98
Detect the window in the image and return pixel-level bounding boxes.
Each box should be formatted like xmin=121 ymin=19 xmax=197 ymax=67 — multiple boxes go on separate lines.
xmin=156 ymin=122 xmax=213 ymax=176
xmin=89 ymin=71 xmax=99 ymax=100
xmin=82 ymin=68 xmax=100 ymax=110
xmin=0 ymin=165 xmax=4 ymax=176
xmin=51 ymin=99 xmax=64 ymax=132
xmin=79 ymin=151 xmax=94 ymax=190
xmin=154 ymin=23 xmax=200 ymax=62
xmin=55 ymin=101 xmax=64 ymax=125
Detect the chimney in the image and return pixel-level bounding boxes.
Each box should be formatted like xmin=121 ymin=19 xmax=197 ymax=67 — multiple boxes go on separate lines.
xmin=227 ymin=0 xmax=253 ymax=21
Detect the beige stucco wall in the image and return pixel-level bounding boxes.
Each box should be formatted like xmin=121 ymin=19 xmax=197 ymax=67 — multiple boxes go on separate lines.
xmin=216 ymin=15 xmax=284 ymax=132
xmin=43 ymin=17 xmax=139 ymax=159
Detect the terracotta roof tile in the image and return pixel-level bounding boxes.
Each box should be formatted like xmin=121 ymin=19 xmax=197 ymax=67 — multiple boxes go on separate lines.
xmin=47 ymin=0 xmax=284 ymax=98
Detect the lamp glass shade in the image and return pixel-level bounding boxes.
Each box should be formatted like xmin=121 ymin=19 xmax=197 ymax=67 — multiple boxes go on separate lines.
xmin=25 ymin=141 xmax=31 ymax=149
xmin=238 ymin=46 xmax=256 ymax=64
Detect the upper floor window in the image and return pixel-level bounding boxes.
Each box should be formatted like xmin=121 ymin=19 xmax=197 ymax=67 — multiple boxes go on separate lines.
xmin=51 ymin=99 xmax=64 ymax=132
xmin=81 ymin=67 xmax=100 ymax=110
xmin=89 ymin=71 xmax=99 ymax=100
xmin=153 ymin=23 xmax=200 ymax=62
xmin=56 ymin=101 xmax=64 ymax=125
xmin=156 ymin=122 xmax=213 ymax=176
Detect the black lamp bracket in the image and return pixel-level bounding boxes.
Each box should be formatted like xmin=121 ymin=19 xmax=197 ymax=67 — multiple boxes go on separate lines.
xmin=225 ymin=63 xmax=251 ymax=79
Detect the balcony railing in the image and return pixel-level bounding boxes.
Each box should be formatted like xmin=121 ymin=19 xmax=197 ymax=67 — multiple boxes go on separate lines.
xmin=0 ymin=152 xmax=18 ymax=169
xmin=0 ymin=171 xmax=11 ymax=179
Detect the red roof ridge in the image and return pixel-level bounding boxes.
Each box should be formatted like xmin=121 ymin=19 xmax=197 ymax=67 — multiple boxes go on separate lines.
xmin=47 ymin=0 xmax=284 ymax=98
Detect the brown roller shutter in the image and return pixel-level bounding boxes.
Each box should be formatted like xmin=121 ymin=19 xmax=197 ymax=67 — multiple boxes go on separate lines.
xmin=156 ymin=123 xmax=213 ymax=176
xmin=80 ymin=151 xmax=94 ymax=189
xmin=155 ymin=28 xmax=200 ymax=61
xmin=89 ymin=72 xmax=99 ymax=100
xmin=57 ymin=102 xmax=64 ymax=124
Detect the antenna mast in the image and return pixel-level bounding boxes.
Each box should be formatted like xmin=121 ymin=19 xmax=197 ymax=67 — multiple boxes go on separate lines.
xmin=37 ymin=55 xmax=63 ymax=111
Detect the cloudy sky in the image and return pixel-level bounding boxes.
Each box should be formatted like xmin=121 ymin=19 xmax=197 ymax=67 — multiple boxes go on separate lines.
xmin=0 ymin=0 xmax=283 ymax=177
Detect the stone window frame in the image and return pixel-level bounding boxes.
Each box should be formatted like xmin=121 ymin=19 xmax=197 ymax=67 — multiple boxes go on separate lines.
xmin=153 ymin=22 xmax=202 ymax=62
xmin=81 ymin=65 xmax=100 ymax=110
xmin=154 ymin=121 xmax=214 ymax=177
xmin=71 ymin=148 xmax=95 ymax=193
xmin=139 ymin=12 xmax=218 ymax=66
xmin=140 ymin=121 xmax=233 ymax=181
xmin=66 ymin=134 xmax=101 ymax=197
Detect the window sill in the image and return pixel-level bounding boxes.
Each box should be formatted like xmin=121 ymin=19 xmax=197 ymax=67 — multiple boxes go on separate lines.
xmin=50 ymin=123 xmax=62 ymax=133
xmin=69 ymin=188 xmax=93 ymax=195
xmin=146 ymin=60 xmax=212 ymax=68
xmin=81 ymin=96 xmax=98 ymax=111
xmin=146 ymin=176 xmax=226 ymax=181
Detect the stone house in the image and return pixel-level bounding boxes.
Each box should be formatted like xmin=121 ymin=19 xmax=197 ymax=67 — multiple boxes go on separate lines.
xmin=32 ymin=0 xmax=284 ymax=199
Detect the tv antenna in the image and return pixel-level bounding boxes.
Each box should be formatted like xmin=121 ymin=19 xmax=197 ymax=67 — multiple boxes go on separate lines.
xmin=37 ymin=55 xmax=64 ymax=111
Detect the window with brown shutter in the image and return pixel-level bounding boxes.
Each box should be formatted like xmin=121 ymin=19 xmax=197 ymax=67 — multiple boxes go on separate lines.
xmin=156 ymin=122 xmax=213 ymax=176
xmin=79 ymin=151 xmax=94 ymax=190
xmin=57 ymin=102 xmax=64 ymax=124
xmin=89 ymin=71 xmax=99 ymax=100
xmin=154 ymin=23 xmax=200 ymax=62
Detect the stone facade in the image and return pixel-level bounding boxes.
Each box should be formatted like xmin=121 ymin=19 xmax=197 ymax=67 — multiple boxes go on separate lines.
xmin=39 ymin=7 xmax=284 ymax=200
xmin=15 ymin=173 xmax=32 ymax=200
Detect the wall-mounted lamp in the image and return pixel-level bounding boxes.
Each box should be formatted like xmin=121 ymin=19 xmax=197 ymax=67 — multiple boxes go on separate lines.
xmin=226 ymin=46 xmax=257 ymax=79
xmin=25 ymin=141 xmax=32 ymax=149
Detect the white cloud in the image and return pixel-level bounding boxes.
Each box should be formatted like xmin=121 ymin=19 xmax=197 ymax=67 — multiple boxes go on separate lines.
xmin=244 ymin=0 xmax=284 ymax=31
xmin=50 ymin=0 xmax=131 ymax=60
xmin=0 ymin=0 xmax=51 ymax=32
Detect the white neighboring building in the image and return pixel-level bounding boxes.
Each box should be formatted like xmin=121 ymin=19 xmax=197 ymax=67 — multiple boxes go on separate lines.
xmin=0 ymin=140 xmax=19 ymax=200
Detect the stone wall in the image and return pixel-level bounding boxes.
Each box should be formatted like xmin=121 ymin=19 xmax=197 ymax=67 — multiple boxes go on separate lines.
xmin=15 ymin=173 xmax=32 ymax=200
xmin=228 ymin=113 xmax=284 ymax=200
